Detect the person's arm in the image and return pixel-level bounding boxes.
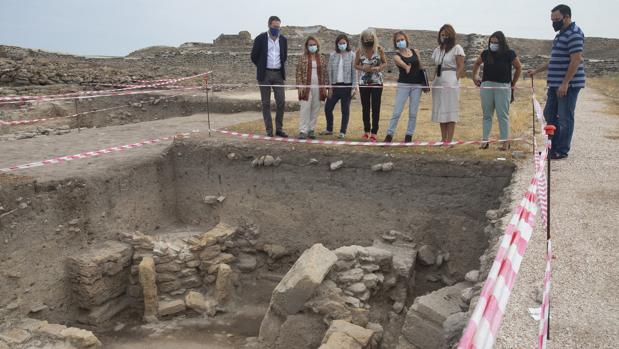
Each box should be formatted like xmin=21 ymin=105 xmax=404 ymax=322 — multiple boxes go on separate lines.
xmin=526 ymin=63 xmax=548 ymax=78
xmin=511 ymin=56 xmax=522 ymax=88
xmin=455 ymin=55 xmax=465 ymax=80
xmin=375 ymin=47 xmax=387 ymax=72
xmin=471 ymin=55 xmax=483 ymax=86
xmin=354 ymin=49 xmax=369 ymax=72
xmin=557 ymin=51 xmax=583 ymax=97
xmin=414 ymin=49 xmax=423 ymax=69
xmin=393 ymin=54 xmax=410 ymax=73
xmin=327 ymin=53 xmax=334 ymax=86
xmin=251 ymin=34 xmax=261 ymax=65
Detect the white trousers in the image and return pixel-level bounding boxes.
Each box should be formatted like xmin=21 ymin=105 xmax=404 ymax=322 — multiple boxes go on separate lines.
xmin=299 ymin=87 xmax=321 ymax=134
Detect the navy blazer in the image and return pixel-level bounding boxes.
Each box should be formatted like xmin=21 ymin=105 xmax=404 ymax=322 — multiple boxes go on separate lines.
xmin=251 ymin=32 xmax=288 ymax=81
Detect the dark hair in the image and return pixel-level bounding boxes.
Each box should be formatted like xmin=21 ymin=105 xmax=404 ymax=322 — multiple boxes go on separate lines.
xmin=392 ymin=31 xmax=410 ymax=49
xmin=335 ymin=34 xmax=351 ymax=53
xmin=438 ymin=24 xmax=456 ymax=52
xmin=487 ymin=31 xmax=510 ymax=63
xmin=268 ymin=16 xmax=281 ymax=25
xmin=551 ymin=4 xmax=571 ymax=17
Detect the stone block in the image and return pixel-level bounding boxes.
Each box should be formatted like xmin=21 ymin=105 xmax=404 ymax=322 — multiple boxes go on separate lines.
xmin=158 ymin=299 xmax=186 ymax=316
xmin=138 ymin=256 xmax=158 ymax=321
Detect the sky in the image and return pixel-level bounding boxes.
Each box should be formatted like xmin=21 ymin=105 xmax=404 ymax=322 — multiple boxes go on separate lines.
xmin=1 ymin=0 xmax=618 ymax=56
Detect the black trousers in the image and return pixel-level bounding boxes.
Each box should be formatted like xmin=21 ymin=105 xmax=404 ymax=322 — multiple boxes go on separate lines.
xmin=258 ymin=70 xmax=285 ymax=134
xmin=359 ymin=85 xmax=383 ymax=134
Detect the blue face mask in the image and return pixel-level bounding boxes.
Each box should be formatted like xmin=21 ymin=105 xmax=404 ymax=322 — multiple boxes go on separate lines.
xmin=338 ymin=43 xmax=348 ymax=51
xmin=269 ymin=27 xmax=280 ymax=37
xmin=396 ymin=40 xmax=407 ymax=49
xmin=308 ymin=45 xmax=318 ymax=53
xmin=489 ymin=43 xmax=500 ymax=52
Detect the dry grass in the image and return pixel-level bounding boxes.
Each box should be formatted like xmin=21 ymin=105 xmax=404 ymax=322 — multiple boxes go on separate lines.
xmin=228 ymin=79 xmax=548 ymax=158
xmin=588 ymin=75 xmax=619 ymax=116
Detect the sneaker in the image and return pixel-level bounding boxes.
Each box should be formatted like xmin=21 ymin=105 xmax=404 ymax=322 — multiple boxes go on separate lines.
xmin=362 ymin=133 xmax=370 ymax=140
xmin=266 ymin=131 xmax=273 ymax=137
xmin=308 ymin=130 xmax=316 ymax=140
xmin=275 ymin=130 xmax=288 ymax=138
xmin=319 ymin=130 xmax=333 ymax=136
xmin=550 ymin=153 xmax=568 ymax=160
xmin=338 ymin=133 xmax=346 ymax=139
xmin=404 ymin=135 xmax=412 ymax=143
xmin=370 ymin=134 xmax=377 ymax=142
xmin=384 ymin=134 xmax=393 ymax=143
xmin=298 ymin=132 xmax=307 ymax=140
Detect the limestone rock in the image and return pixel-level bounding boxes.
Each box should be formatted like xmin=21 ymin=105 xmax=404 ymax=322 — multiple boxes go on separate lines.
xmin=215 ymin=263 xmax=235 ymax=302
xmin=61 ymin=327 xmax=102 ymax=348
xmin=66 ymin=240 xmax=133 ymax=308
xmin=338 ymin=268 xmax=364 ymax=283
xmin=320 ymin=320 xmax=375 ymax=348
xmin=263 ymin=155 xmax=275 ymax=166
xmin=158 ymin=299 xmax=186 ymax=316
xmin=237 ymin=253 xmax=258 ymax=272
xmin=417 ymin=245 xmax=436 ymax=266
xmin=465 ymin=270 xmax=480 ymax=283
xmin=138 ymin=256 xmax=158 ymax=321
xmin=262 ymin=244 xmax=289 ymax=260
xmin=330 ymin=160 xmax=344 ymax=171
xmin=269 ymin=244 xmax=338 ymax=316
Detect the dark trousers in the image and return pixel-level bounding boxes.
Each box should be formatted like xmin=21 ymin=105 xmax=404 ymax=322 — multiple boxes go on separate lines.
xmin=544 ymin=86 xmax=581 ymax=156
xmin=360 ymin=85 xmax=383 ymax=134
xmin=324 ymin=84 xmax=352 ymax=134
xmin=259 ymin=70 xmax=285 ymax=134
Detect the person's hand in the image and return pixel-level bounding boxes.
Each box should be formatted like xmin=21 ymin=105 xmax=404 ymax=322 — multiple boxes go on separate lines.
xmin=327 ymin=88 xmax=333 ymax=99
xmin=557 ymin=82 xmax=568 ymax=97
xmin=473 ymin=78 xmax=481 ymax=87
xmin=351 ymin=87 xmax=358 ymax=98
xmin=525 ymin=69 xmax=536 ymax=78
xmin=363 ymin=65 xmax=372 ymax=73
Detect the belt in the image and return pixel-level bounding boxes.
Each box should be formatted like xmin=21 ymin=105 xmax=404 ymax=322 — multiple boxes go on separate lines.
xmin=266 ymin=68 xmax=281 ymax=71
xmin=441 ymin=67 xmax=457 ymax=71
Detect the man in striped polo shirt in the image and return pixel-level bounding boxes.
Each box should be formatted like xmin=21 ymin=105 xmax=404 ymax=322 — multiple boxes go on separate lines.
xmin=527 ymin=4 xmax=585 ymax=160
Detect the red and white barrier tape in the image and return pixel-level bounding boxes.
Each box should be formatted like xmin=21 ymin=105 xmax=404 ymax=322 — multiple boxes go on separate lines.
xmin=211 ymin=129 xmax=522 ymax=147
xmin=538 ymin=240 xmax=552 ymax=349
xmin=0 ymin=92 xmax=187 ymax=127
xmin=209 ymin=82 xmax=521 ymax=90
xmin=0 ymin=132 xmax=196 ymax=173
xmin=0 ymin=72 xmax=209 ymax=105
xmin=458 ymin=144 xmax=547 ymax=349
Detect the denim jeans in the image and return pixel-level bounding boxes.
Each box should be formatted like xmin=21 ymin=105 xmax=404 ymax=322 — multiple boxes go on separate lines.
xmin=544 ymin=86 xmax=581 ymax=156
xmin=324 ymin=84 xmax=352 ymax=134
xmin=480 ymin=81 xmax=511 ymax=140
xmin=387 ymin=83 xmax=422 ymax=136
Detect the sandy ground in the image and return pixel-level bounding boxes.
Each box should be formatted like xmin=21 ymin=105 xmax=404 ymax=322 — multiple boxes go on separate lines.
xmin=496 ymin=88 xmax=619 ymax=348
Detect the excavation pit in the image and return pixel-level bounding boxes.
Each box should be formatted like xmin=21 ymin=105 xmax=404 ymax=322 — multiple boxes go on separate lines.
xmin=0 ymin=137 xmax=514 ymax=349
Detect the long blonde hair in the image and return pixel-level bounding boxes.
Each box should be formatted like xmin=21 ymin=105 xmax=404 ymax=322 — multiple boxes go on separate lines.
xmin=359 ymin=29 xmax=379 ymax=53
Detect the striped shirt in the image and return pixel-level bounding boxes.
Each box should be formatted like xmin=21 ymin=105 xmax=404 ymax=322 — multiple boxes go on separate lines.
xmin=548 ymin=22 xmax=586 ymax=88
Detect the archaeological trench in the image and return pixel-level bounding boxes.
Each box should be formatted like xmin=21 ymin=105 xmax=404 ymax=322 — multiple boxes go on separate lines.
xmin=4 ymin=24 xmax=614 ymax=349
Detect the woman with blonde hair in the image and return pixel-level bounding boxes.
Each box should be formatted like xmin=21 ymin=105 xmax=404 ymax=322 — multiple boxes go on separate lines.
xmin=355 ymin=29 xmax=386 ymax=142
xmin=295 ymin=36 xmax=329 ymax=139
xmin=431 ymin=24 xmax=465 ymax=143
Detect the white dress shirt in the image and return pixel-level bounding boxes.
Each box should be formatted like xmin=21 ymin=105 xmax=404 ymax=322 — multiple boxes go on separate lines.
xmin=267 ymin=35 xmax=281 ymax=69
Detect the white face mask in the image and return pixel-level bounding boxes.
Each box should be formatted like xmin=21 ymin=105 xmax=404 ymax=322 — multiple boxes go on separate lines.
xmin=308 ymin=45 xmax=318 ymax=53
xmin=489 ymin=43 xmax=500 ymax=52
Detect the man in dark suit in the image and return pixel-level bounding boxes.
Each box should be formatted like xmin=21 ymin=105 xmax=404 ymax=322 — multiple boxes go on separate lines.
xmin=251 ymin=16 xmax=288 ymax=137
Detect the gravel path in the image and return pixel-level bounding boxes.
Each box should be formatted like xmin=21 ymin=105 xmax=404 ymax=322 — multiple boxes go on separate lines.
xmin=496 ymin=87 xmax=619 ymax=348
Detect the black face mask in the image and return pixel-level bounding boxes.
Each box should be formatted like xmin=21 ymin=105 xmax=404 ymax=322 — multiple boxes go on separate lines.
xmin=363 ymin=41 xmax=374 ymax=48
xmin=552 ymin=18 xmax=564 ymax=32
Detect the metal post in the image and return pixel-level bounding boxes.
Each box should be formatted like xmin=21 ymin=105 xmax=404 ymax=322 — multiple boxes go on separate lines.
xmin=74 ymin=98 xmax=80 ymax=133
xmin=531 ymin=76 xmax=536 ymax=155
xmin=544 ymin=124 xmax=555 ymax=341
xmin=205 ymin=75 xmax=211 ymax=137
